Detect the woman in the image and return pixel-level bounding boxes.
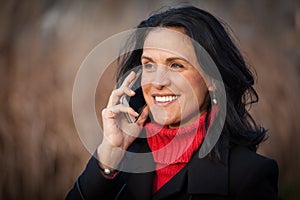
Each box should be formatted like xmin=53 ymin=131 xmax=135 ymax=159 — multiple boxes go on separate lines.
xmin=66 ymin=6 xmax=280 ymax=200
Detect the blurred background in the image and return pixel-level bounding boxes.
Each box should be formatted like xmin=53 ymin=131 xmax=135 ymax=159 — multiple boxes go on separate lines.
xmin=0 ymin=0 xmax=299 ymax=199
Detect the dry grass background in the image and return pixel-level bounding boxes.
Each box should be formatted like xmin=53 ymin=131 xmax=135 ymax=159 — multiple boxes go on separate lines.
xmin=0 ymin=0 xmax=299 ymax=199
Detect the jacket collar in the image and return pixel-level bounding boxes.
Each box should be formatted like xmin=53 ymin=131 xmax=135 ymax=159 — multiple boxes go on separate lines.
xmin=187 ymin=142 xmax=229 ymax=195
xmin=122 ymin=139 xmax=154 ymax=200
xmin=125 ymin=137 xmax=230 ymax=200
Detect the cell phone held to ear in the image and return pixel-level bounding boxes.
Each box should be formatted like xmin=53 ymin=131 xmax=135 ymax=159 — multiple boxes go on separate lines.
xmin=119 ymin=69 xmax=147 ymax=123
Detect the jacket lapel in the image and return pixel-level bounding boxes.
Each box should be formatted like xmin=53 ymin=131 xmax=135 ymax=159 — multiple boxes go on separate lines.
xmin=153 ymin=138 xmax=230 ymax=199
xmin=187 ymin=144 xmax=229 ymax=196
xmin=124 ymin=137 xmax=230 ymax=199
xmin=152 ymin=167 xmax=187 ymax=200
xmin=123 ymin=139 xmax=155 ymax=200
xmin=125 ymin=171 xmax=154 ymax=200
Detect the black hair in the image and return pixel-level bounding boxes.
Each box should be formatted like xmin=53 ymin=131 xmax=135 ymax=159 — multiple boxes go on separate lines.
xmin=116 ymin=6 xmax=267 ymax=157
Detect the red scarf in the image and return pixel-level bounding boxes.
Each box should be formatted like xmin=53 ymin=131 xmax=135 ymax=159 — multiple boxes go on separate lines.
xmin=145 ymin=112 xmax=208 ymax=193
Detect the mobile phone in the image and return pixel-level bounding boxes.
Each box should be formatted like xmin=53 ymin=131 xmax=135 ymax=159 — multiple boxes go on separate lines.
xmin=119 ymin=69 xmax=147 ymax=123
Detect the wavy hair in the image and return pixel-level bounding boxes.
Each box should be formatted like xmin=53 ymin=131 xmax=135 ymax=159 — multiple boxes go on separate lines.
xmin=116 ymin=6 xmax=267 ymax=157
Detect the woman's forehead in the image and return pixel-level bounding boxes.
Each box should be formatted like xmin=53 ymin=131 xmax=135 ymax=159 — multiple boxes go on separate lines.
xmin=143 ymin=28 xmax=198 ymax=64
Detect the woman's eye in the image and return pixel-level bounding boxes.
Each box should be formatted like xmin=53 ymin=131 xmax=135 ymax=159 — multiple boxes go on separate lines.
xmin=143 ymin=63 xmax=155 ymax=71
xmin=170 ymin=63 xmax=184 ymax=69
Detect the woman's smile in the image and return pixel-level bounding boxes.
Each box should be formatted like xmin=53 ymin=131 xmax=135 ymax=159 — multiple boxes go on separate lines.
xmin=153 ymin=94 xmax=179 ymax=105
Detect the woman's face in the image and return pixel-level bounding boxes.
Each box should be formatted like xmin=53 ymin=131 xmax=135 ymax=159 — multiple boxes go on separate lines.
xmin=141 ymin=27 xmax=209 ymax=128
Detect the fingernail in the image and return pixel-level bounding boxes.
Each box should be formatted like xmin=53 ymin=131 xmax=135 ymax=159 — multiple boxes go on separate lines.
xmin=134 ymin=112 xmax=139 ymax=116
xmin=130 ymin=90 xmax=135 ymax=95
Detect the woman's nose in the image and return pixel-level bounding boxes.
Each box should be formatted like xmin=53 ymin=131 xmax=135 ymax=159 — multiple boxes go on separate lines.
xmin=152 ymin=66 xmax=171 ymax=89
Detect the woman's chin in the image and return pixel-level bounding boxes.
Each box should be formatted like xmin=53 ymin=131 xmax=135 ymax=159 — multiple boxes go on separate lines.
xmin=151 ymin=116 xmax=167 ymax=126
xmin=151 ymin=115 xmax=178 ymax=127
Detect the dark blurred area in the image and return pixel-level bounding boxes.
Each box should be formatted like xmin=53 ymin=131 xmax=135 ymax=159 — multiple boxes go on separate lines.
xmin=0 ymin=0 xmax=299 ymax=199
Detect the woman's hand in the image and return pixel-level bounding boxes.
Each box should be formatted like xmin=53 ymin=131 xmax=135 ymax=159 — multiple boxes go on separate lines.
xmin=97 ymin=71 xmax=149 ymax=170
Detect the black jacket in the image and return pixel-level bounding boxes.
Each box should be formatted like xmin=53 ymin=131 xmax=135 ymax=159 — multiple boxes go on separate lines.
xmin=66 ymin=138 xmax=280 ymax=200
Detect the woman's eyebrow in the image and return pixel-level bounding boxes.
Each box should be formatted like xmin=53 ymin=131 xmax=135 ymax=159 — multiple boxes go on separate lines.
xmin=166 ymin=57 xmax=188 ymax=63
xmin=141 ymin=56 xmax=188 ymax=63
xmin=141 ymin=55 xmax=154 ymax=62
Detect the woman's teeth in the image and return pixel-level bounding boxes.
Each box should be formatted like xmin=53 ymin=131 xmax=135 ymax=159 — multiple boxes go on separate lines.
xmin=155 ymin=96 xmax=178 ymax=103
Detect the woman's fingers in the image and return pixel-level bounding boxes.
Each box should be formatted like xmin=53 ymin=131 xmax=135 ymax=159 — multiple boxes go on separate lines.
xmin=120 ymin=71 xmax=136 ymax=88
xmin=107 ymin=87 xmax=135 ymax=107
xmin=107 ymin=71 xmax=136 ymax=107
xmin=102 ymin=104 xmax=139 ymax=119
xmin=135 ymin=105 xmax=150 ymax=126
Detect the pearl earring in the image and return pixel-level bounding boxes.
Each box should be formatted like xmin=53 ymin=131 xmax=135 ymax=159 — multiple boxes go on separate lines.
xmin=212 ymin=91 xmax=217 ymax=105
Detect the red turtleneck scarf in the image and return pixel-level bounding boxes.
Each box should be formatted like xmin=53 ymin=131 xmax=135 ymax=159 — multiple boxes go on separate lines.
xmin=145 ymin=112 xmax=208 ymax=193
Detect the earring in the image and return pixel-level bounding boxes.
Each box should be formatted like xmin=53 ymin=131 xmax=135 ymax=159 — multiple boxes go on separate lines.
xmin=212 ymin=91 xmax=217 ymax=105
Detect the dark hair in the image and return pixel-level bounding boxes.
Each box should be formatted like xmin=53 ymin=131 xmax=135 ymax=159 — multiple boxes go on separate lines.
xmin=117 ymin=6 xmax=267 ymax=157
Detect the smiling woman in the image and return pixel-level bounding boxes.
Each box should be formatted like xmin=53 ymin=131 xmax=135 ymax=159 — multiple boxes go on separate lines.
xmin=66 ymin=6 xmax=280 ymax=200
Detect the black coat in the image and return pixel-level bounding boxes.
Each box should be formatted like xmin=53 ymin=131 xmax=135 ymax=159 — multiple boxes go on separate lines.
xmin=66 ymin=137 xmax=280 ymax=200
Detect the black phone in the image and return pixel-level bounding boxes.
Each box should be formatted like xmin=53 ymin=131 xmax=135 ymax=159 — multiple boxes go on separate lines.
xmin=119 ymin=69 xmax=147 ymax=123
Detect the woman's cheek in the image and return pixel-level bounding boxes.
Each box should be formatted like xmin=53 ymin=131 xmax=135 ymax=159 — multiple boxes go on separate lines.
xmin=141 ymin=84 xmax=152 ymax=105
